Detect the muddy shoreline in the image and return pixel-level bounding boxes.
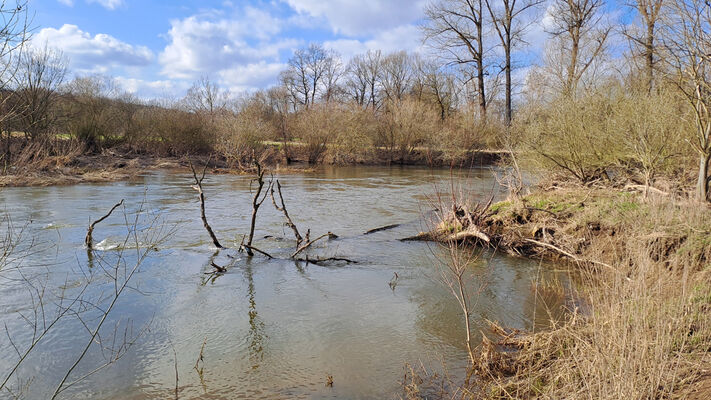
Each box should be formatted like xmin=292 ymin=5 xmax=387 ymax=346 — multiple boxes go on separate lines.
xmin=0 ymin=148 xmax=505 ymax=187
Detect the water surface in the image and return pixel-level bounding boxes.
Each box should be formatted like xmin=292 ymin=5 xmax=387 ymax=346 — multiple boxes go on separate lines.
xmin=0 ymin=166 xmax=567 ymax=399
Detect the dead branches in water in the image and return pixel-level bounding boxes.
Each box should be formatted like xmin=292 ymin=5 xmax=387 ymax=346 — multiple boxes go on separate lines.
xmin=190 ymin=160 xmax=223 ymax=249
xmin=85 ymin=199 xmax=124 ymax=249
xmin=294 ymin=255 xmax=357 ymax=265
xmin=271 ymin=179 xmax=302 ymax=245
xmin=364 ymin=224 xmax=401 ymax=235
xmin=291 ymin=232 xmax=337 ymax=258
xmin=243 ymin=159 xmax=271 ymax=257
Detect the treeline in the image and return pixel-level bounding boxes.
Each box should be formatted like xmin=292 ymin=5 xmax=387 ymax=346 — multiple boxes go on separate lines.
xmin=3 ymin=0 xmax=711 ymax=200
xmin=2 ymin=45 xmax=501 ymax=169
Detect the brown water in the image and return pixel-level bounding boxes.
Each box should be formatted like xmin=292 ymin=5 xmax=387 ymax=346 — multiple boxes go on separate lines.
xmin=0 ymin=166 xmax=568 ymax=399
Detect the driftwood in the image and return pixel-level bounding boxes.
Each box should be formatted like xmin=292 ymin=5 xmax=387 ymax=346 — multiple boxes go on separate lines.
xmin=294 ymin=255 xmax=357 ymax=265
xmin=190 ymin=159 xmax=224 ymax=249
xmin=400 ymin=231 xmax=437 ymax=241
xmin=210 ymin=262 xmax=227 ymax=273
xmin=523 ymin=238 xmax=629 ymax=280
xmin=444 ymin=226 xmax=491 ymax=243
xmin=85 ymin=199 xmax=124 ymax=250
xmin=271 ymin=179 xmax=302 ymax=245
xmin=241 ymin=244 xmax=274 ymax=259
xmin=291 ymin=232 xmax=336 ymax=258
xmin=245 ymin=159 xmax=271 ymax=256
xmin=364 ymin=224 xmax=401 ymax=235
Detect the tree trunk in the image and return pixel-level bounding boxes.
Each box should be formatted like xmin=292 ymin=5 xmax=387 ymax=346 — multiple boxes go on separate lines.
xmin=476 ymin=22 xmax=487 ymax=118
xmin=646 ymin=22 xmax=654 ymax=92
xmin=504 ymin=38 xmax=512 ymax=126
xmin=696 ymin=152 xmax=710 ymax=202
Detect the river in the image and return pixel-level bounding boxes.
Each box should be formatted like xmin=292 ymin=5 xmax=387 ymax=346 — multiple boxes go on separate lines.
xmin=0 ymin=165 xmax=568 ymax=399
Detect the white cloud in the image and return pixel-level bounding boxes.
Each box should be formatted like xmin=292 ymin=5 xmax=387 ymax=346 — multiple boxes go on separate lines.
xmin=218 ymin=61 xmax=287 ymax=92
xmin=158 ymin=7 xmax=298 ymax=83
xmin=32 ymin=24 xmax=154 ymax=74
xmin=114 ymin=76 xmax=184 ymax=98
xmin=87 ymin=0 xmax=124 ymax=10
xmin=324 ymin=24 xmax=424 ymax=60
xmin=57 ymin=0 xmax=74 ymax=6
xmin=282 ymin=0 xmax=427 ymax=36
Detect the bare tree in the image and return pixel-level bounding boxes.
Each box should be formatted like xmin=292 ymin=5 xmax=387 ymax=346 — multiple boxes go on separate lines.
xmin=12 ymin=46 xmax=68 ymax=141
xmin=484 ymin=0 xmax=543 ymax=125
xmin=364 ymin=50 xmax=383 ymax=110
xmin=424 ymin=0 xmax=488 ymax=117
xmin=381 ymin=51 xmax=413 ymax=102
xmin=546 ymin=0 xmax=611 ymax=96
xmin=267 ymin=86 xmax=293 ymax=163
xmin=661 ymin=0 xmax=711 ymax=201
xmin=345 ymin=54 xmax=371 ymax=107
xmin=283 ymin=44 xmax=338 ymax=108
xmin=183 ymin=76 xmax=228 ymax=121
xmin=624 ymin=0 xmax=665 ymax=92
xmin=322 ymin=51 xmax=343 ymax=103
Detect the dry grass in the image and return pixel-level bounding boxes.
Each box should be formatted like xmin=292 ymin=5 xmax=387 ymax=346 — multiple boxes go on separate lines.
xmin=431 ymin=187 xmax=711 ymax=399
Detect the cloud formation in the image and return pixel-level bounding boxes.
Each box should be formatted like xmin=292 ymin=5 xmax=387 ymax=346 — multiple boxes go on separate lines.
xmin=57 ymin=0 xmax=124 ymax=9
xmin=283 ymin=0 xmax=426 ymax=36
xmin=33 ymin=24 xmax=153 ymax=73
xmin=158 ymin=7 xmax=297 ymax=91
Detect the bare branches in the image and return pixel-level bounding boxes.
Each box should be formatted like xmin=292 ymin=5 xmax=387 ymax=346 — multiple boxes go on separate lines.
xmin=244 ymin=159 xmax=271 ymax=257
xmin=85 ymin=199 xmax=124 ymax=250
xmin=270 ymin=179 xmax=303 ymax=245
xmin=291 ymin=232 xmax=335 ymax=258
xmin=190 ymin=159 xmax=224 ymax=249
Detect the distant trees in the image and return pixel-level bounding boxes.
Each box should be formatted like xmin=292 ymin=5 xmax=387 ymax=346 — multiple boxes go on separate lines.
xmin=281 ymin=44 xmax=340 ymax=108
xmin=12 ymin=47 xmax=68 ymax=141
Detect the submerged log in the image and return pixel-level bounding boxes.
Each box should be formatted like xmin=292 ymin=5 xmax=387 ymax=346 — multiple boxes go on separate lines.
xmin=364 ymin=224 xmax=401 ymax=235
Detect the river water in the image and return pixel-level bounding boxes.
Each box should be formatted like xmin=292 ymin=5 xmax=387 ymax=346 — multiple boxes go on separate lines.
xmin=0 ymin=166 xmax=567 ymax=399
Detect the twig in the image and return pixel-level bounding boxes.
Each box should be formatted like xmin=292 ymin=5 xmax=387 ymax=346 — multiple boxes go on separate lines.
xmin=210 ymin=262 xmax=227 ymax=273
xmin=172 ymin=344 xmax=179 ymax=400
xmin=270 ymin=179 xmax=302 ymax=246
xmin=190 ymin=158 xmax=223 ymax=249
xmin=523 ymin=238 xmax=630 ymax=281
xmin=85 ymin=199 xmax=124 ymax=250
xmin=240 ymin=244 xmax=274 ymax=259
xmin=291 ymin=232 xmax=333 ymax=258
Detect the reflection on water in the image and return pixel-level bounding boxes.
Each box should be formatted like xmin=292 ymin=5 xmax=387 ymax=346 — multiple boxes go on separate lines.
xmin=0 ymin=165 xmax=570 ymax=399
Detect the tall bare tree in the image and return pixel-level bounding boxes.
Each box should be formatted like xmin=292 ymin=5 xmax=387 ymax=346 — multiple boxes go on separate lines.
xmin=424 ymin=0 xmax=488 ymax=117
xmin=485 ymin=0 xmax=543 ymax=125
xmin=625 ymin=0 xmax=665 ymax=92
xmin=345 ymin=54 xmax=370 ymax=107
xmin=381 ymin=51 xmax=413 ymax=102
xmin=662 ymin=0 xmax=711 ymax=201
xmin=547 ymin=0 xmax=611 ymax=96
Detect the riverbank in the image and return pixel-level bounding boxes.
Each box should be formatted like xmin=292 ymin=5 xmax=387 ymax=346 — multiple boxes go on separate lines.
xmin=0 ymin=146 xmax=504 ymax=187
xmin=421 ymin=186 xmax=711 ymax=398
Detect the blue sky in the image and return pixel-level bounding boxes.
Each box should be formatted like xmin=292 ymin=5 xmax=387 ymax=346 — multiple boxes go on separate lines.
xmin=29 ymin=0 xmax=629 ymax=99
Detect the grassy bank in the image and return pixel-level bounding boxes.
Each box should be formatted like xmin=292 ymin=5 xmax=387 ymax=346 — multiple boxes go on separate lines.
xmin=426 ymin=188 xmax=711 ymax=399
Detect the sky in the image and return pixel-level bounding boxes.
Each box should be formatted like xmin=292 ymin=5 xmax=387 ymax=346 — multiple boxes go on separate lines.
xmin=29 ymin=0 xmax=631 ymax=100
